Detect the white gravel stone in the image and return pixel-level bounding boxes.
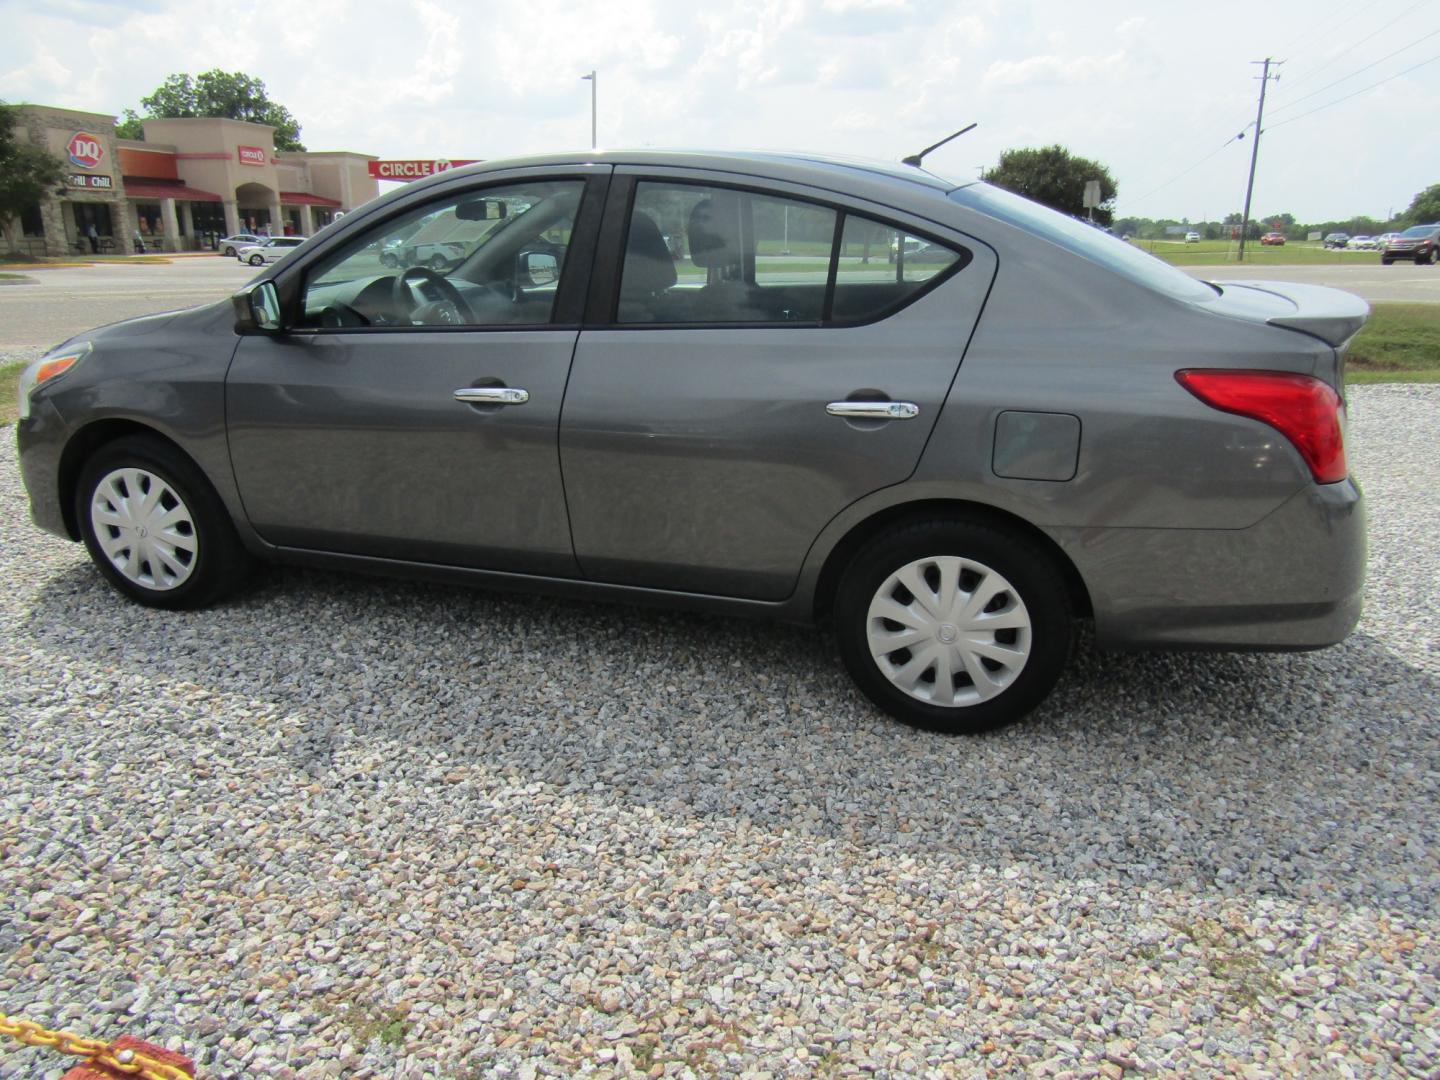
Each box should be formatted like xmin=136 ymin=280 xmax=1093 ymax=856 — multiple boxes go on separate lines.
xmin=0 ymin=383 xmax=1436 ymax=1078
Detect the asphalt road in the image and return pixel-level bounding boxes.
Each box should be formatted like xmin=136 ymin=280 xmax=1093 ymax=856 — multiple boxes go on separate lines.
xmin=2 ymin=257 xmax=1436 ymax=355
xmin=1184 ymin=261 xmax=1440 ymax=304
xmin=0 ymin=257 xmax=255 ymax=352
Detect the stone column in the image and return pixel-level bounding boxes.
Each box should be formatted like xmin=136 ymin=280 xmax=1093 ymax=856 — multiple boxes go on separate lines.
xmin=269 ymin=196 xmax=284 ymax=237
xmin=222 ymin=200 xmax=241 ymax=238
xmin=161 ymin=198 xmax=180 ymax=254
xmin=178 ymin=202 xmax=193 ymax=250
xmin=299 ymin=204 xmax=314 ymax=236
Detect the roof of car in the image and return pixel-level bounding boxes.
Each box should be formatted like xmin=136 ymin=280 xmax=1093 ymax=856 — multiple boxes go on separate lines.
xmin=444 ymin=148 xmax=971 ymax=195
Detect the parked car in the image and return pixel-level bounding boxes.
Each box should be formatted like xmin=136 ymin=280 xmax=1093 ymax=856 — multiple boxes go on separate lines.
xmin=236 ymin=236 xmax=307 ymax=266
xmin=1377 ymin=232 xmax=1401 ymax=249
xmin=1380 ymin=223 xmax=1440 ymax=265
xmin=1260 ymin=232 xmax=1286 ymax=246
xmin=1323 ymin=232 xmax=1350 ymax=249
xmin=1184 ymin=231 xmax=1201 ymax=243
xmin=1347 ymin=236 xmax=1377 ymax=250
xmin=13 ymin=150 xmax=1369 ymax=733
xmin=217 ymin=234 xmax=263 ymax=257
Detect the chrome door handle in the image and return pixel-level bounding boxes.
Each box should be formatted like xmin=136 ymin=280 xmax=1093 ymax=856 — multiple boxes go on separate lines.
xmin=454 ymin=387 xmax=529 ymax=406
xmin=826 ymin=400 xmax=920 ymax=420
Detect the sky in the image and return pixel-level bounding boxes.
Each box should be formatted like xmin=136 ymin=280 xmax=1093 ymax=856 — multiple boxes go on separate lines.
xmin=3 ymin=0 xmax=1438 ymax=224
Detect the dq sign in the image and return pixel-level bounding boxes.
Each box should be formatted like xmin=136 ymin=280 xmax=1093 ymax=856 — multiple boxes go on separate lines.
xmin=67 ymin=132 xmax=105 ymax=170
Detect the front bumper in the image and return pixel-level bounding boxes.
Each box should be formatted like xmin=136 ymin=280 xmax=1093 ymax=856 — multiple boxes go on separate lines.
xmin=16 ymin=401 xmax=75 ymax=541
xmin=1053 ymin=479 xmax=1366 ymax=650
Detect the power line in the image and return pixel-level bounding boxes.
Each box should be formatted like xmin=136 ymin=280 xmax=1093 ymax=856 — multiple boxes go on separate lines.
xmin=1273 ymin=0 xmax=1367 ymax=60
xmin=1269 ymin=26 xmax=1440 ymax=114
xmin=1126 ymin=132 xmax=1247 ymax=208
xmin=1277 ymin=0 xmax=1432 ymax=93
xmin=1266 ymin=51 xmax=1440 ymax=131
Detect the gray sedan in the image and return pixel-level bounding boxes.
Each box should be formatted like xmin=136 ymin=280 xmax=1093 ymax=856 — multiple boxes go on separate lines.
xmin=14 ymin=151 xmax=1368 ymax=732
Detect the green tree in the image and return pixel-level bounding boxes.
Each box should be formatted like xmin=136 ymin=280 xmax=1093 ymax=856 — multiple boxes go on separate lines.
xmin=1401 ymin=183 xmax=1440 ymax=225
xmin=982 ymin=144 xmax=1118 ymax=226
xmin=117 ymin=70 xmax=306 ymax=150
xmin=0 ymin=101 xmax=66 ymax=251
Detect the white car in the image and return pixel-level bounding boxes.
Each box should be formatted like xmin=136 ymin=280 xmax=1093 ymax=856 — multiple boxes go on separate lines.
xmin=217 ymin=234 xmax=263 ymax=257
xmin=1377 ymin=232 xmax=1401 ymax=249
xmin=1346 ymin=235 xmax=1377 ymax=250
xmin=237 ymin=237 xmax=307 ymax=266
xmin=1184 ymin=231 xmax=1200 ymax=243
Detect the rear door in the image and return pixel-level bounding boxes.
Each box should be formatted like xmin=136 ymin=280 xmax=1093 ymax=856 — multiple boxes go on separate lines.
xmin=559 ymin=168 xmax=997 ymax=601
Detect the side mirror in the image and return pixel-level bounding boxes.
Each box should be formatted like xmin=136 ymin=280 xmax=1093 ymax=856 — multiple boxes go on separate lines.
xmin=519 ymin=250 xmax=558 ymax=287
xmin=232 ymin=281 xmax=283 ymax=333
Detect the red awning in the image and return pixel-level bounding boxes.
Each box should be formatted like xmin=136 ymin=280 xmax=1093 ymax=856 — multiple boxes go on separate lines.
xmin=123 ymin=179 xmax=222 ymax=202
xmin=280 ymin=191 xmax=342 ymax=207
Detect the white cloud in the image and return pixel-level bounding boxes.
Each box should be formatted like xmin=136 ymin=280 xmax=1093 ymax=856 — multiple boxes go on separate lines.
xmin=1 ymin=0 xmax=1436 ymax=220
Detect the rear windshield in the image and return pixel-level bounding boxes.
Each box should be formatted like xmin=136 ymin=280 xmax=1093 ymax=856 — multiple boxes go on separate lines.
xmin=950 ymin=183 xmax=1216 ymax=303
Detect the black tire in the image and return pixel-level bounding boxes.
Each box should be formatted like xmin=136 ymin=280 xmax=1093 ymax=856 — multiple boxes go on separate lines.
xmin=76 ymin=435 xmax=253 ymax=610
xmin=248 ymin=254 xmax=264 ymax=266
xmin=834 ymin=520 xmax=1074 ymax=733
xmin=1426 ymin=249 xmax=1438 ymax=266
xmin=1381 ymin=258 xmax=1393 ymax=265
xmin=427 ymin=253 xmax=448 ymax=271
xmin=222 ymin=246 xmax=235 ymax=257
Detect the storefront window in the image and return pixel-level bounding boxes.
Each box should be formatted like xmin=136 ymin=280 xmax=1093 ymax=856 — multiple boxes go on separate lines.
xmin=21 ymin=204 xmax=44 ymax=237
xmin=72 ymin=203 xmax=113 ymax=236
xmin=135 ymin=204 xmax=161 ymax=235
xmin=189 ymin=202 xmax=225 ymax=234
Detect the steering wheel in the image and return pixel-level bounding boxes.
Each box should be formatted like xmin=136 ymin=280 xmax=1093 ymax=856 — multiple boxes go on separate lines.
xmin=391 ymin=266 xmax=476 ymax=325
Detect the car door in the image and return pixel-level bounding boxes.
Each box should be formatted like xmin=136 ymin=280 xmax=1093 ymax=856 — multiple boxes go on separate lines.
xmin=559 ymin=169 xmax=996 ymax=601
xmin=226 ymin=169 xmax=608 ymax=575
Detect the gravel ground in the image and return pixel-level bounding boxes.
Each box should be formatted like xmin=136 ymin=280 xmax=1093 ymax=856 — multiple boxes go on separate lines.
xmin=2 ymin=384 xmax=1437 ymax=1078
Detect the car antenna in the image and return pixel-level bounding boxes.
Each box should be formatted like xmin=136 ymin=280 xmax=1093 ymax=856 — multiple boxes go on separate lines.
xmin=901 ymin=123 xmax=978 ymax=168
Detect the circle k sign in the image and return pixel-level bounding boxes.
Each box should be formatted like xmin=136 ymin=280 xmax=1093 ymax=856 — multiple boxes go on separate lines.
xmin=67 ymin=132 xmax=106 ymax=170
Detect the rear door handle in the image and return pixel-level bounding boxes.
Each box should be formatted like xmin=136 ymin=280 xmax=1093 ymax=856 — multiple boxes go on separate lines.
xmin=454 ymin=387 xmax=529 ymax=406
xmin=826 ymin=400 xmax=920 ymax=420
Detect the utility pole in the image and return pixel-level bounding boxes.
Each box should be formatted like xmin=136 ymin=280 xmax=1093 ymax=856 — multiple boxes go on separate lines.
xmin=1237 ymin=57 xmax=1281 ymax=263
xmin=580 ymin=71 xmax=597 ymax=149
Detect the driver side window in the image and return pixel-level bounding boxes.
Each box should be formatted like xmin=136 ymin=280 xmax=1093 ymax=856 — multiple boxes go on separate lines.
xmin=300 ymin=179 xmax=585 ymax=330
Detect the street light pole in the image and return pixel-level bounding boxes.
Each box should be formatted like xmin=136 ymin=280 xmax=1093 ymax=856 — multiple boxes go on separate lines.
xmin=580 ymin=70 xmax=597 ymax=149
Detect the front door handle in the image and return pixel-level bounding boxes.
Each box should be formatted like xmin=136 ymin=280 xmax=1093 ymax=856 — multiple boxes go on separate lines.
xmin=454 ymin=387 xmax=530 ymax=406
xmin=826 ymin=400 xmax=920 ymax=420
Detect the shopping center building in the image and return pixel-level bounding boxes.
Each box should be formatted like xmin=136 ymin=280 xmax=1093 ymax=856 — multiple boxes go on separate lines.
xmin=4 ymin=104 xmax=379 ymax=256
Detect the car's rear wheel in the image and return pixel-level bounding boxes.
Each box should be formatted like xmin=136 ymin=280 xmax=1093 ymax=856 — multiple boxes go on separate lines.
xmin=427 ymin=254 xmax=448 ymax=271
xmin=248 ymin=254 xmax=264 ymax=266
xmin=834 ymin=520 xmax=1073 ymax=733
xmin=1382 ymin=258 xmax=1393 ymax=265
xmin=77 ymin=436 xmax=252 ymax=609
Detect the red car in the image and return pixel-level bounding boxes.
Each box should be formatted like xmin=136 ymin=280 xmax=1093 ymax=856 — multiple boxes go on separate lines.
xmin=1261 ymin=232 xmax=1286 ymax=246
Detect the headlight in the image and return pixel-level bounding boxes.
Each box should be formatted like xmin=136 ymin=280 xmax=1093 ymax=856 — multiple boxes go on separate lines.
xmin=17 ymin=343 xmax=90 ymax=421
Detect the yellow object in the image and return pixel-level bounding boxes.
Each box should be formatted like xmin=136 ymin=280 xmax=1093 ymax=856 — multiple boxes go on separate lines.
xmin=0 ymin=1012 xmax=196 ymax=1080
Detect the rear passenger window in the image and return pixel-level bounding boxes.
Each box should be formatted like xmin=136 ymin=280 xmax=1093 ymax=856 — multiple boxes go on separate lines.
xmin=831 ymin=215 xmax=961 ymax=323
xmin=615 ymin=182 xmax=963 ymax=326
xmin=618 ymin=182 xmax=836 ymax=324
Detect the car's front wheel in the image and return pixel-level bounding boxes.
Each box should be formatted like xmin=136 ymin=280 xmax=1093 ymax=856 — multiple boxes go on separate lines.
xmin=834 ymin=520 xmax=1074 ymax=733
xmin=248 ymin=254 xmax=264 ymax=266
xmin=76 ymin=436 xmax=253 ymax=609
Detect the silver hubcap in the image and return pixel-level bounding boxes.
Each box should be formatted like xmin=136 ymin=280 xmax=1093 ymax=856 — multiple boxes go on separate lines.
xmin=90 ymin=467 xmax=198 ymax=591
xmin=866 ymin=555 xmax=1031 ymax=708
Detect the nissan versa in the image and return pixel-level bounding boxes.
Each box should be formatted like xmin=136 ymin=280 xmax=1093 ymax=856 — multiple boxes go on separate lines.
xmin=15 ymin=151 xmax=1368 ymax=732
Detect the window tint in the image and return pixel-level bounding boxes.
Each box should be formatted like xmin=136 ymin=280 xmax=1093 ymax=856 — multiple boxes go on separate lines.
xmin=951 ymin=182 xmax=1217 ymax=303
xmin=618 ymin=182 xmax=836 ymax=324
xmin=831 ymin=215 xmax=961 ymax=322
xmin=301 ymin=180 xmax=584 ymax=329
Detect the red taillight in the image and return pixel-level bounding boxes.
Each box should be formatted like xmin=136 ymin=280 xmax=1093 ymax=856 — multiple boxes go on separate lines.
xmin=1175 ymin=369 xmax=1348 ymax=484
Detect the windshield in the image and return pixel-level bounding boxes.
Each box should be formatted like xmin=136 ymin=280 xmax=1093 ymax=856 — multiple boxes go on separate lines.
xmin=1400 ymin=225 xmax=1440 ymax=237
xmin=950 ymin=183 xmax=1216 ymax=303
